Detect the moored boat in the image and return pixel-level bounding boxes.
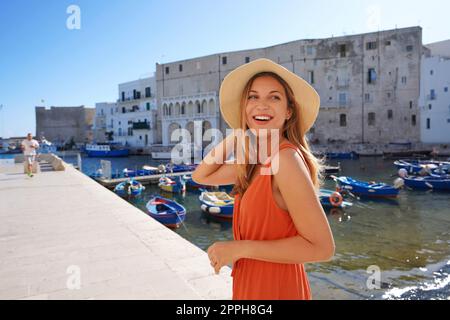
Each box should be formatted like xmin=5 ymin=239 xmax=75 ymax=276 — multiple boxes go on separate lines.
xmin=401 ymin=175 xmax=450 ymax=191
xmin=199 ymin=191 xmax=234 ymax=219
xmin=331 ymin=175 xmax=400 ymax=198
xmin=158 ymin=176 xmax=186 ymax=193
xmin=114 ymin=179 xmax=145 ymax=197
xmin=146 ymin=196 xmax=186 ymax=228
xmin=85 ymin=143 xmax=130 ymax=157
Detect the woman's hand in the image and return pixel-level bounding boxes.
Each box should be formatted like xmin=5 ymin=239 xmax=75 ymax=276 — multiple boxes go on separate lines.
xmin=207 ymin=241 xmax=246 ymax=274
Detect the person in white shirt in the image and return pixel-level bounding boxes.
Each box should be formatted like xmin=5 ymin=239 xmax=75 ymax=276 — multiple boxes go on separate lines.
xmin=21 ymin=133 xmax=39 ymax=177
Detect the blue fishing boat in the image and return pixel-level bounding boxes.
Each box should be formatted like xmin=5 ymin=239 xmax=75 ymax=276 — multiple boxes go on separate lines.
xmin=85 ymin=143 xmax=130 ymax=158
xmin=332 ymin=176 xmax=400 ymax=198
xmin=199 ymin=191 xmax=234 ymax=219
xmin=146 ymin=196 xmax=186 ymax=228
xmin=318 ymin=189 xmax=352 ymax=209
xmin=182 ymin=174 xmax=214 ymax=191
xmin=114 ymin=179 xmax=145 ymax=197
xmin=402 ymin=175 xmax=450 ymax=191
xmin=326 ymin=151 xmax=359 ymax=160
xmin=123 ymin=168 xmax=137 ymax=178
xmin=158 ymin=176 xmax=186 ymax=193
xmin=164 ymin=163 xmax=198 ymax=173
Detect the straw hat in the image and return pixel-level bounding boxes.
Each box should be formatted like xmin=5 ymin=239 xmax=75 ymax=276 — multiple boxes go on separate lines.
xmin=219 ymin=58 xmax=320 ymax=134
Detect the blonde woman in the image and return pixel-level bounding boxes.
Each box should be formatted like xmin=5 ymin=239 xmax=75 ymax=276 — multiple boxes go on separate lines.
xmin=192 ymin=58 xmax=335 ymax=300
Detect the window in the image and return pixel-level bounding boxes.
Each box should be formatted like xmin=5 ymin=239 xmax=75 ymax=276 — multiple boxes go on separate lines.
xmin=406 ymin=45 xmax=414 ymax=52
xmin=181 ymin=105 xmax=185 ymax=115
xmin=365 ymin=93 xmax=371 ymax=102
xmin=100 ymin=109 xmax=104 ymax=116
xmin=430 ymin=89 xmax=436 ymax=100
xmin=368 ymin=68 xmax=377 ymax=84
xmin=410 ymin=101 xmax=413 ymax=109
xmin=145 ymin=87 xmax=151 ymax=98
xmin=368 ymin=112 xmax=376 ymax=126
xmin=308 ymin=71 xmax=315 ymax=84
xmin=426 ymin=118 xmax=431 ymax=129
xmin=429 ymin=104 xmax=432 ymax=110
xmin=445 ymin=87 xmax=449 ymax=92
xmin=165 ymin=66 xmax=169 ymax=74
xmin=430 ymin=70 xmax=434 ymax=75
xmin=388 ymin=110 xmax=393 ymax=119
xmin=411 ymin=114 xmax=416 ymax=126
xmin=401 ymin=76 xmax=407 ymax=84
xmin=121 ymin=92 xmax=125 ymax=101
xmin=339 ymin=44 xmax=346 ymax=58
xmin=110 ymin=108 xmax=113 ymax=115
xmin=139 ymin=136 xmax=142 ymax=140
xmin=245 ymin=57 xmax=250 ymax=63
xmin=179 ymin=64 xmax=183 ymax=72
xmin=385 ymin=40 xmax=391 ymax=46
xmin=447 ymin=119 xmax=450 ymax=124
xmin=340 ymin=114 xmax=347 ymax=127
xmin=387 ymin=92 xmax=391 ymax=99
xmin=339 ymin=93 xmax=347 ymax=107
xmin=366 ymin=41 xmax=377 ymax=50
xmin=197 ymin=102 xmax=201 ymax=113
xmin=222 ymin=56 xmax=227 ymax=65
xmin=146 ymin=102 xmax=150 ymax=111
xmin=122 ymin=107 xmax=126 ymax=114
xmin=306 ymin=45 xmax=315 ymax=56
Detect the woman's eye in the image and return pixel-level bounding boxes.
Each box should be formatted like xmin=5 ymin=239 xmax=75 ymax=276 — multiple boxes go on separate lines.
xmin=248 ymin=95 xmax=258 ymax=100
xmin=271 ymin=96 xmax=281 ymax=100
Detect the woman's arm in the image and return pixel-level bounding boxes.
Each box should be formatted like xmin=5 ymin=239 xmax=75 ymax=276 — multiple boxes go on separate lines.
xmin=191 ymin=132 xmax=238 ymax=186
xmin=207 ymin=148 xmax=335 ymax=273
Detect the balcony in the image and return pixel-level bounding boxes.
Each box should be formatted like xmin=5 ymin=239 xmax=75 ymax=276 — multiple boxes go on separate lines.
xmin=117 ymin=95 xmax=152 ymax=103
xmin=132 ymin=122 xmax=150 ymax=130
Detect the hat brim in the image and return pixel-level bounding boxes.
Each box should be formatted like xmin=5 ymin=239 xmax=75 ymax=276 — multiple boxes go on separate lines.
xmin=219 ymin=58 xmax=320 ymax=134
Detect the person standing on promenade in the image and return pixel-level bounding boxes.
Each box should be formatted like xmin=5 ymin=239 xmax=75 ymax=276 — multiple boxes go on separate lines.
xmin=193 ymin=58 xmax=335 ymax=300
xmin=21 ymin=133 xmax=39 ymax=177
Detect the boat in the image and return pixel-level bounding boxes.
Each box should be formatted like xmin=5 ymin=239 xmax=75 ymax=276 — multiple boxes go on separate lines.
xmin=394 ymin=159 xmax=450 ymax=175
xmin=182 ymin=174 xmax=213 ymax=190
xmin=331 ymin=175 xmax=400 ymax=198
xmin=113 ymin=179 xmax=145 ymax=197
xmin=199 ymin=191 xmax=234 ymax=219
xmin=326 ymin=151 xmax=359 ymax=160
xmin=123 ymin=168 xmax=137 ymax=177
xmin=401 ymin=175 xmax=450 ymax=191
xmin=158 ymin=176 xmax=186 ymax=193
xmin=324 ymin=164 xmax=341 ymax=177
xmin=146 ymin=196 xmax=186 ymax=228
xmin=39 ymin=138 xmax=57 ymax=154
xmin=85 ymin=143 xmax=130 ymax=157
xmin=318 ymin=189 xmax=352 ymax=209
xmin=163 ymin=163 xmax=198 ymax=173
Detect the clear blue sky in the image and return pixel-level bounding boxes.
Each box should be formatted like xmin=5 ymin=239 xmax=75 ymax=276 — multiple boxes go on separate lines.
xmin=0 ymin=0 xmax=449 ymax=138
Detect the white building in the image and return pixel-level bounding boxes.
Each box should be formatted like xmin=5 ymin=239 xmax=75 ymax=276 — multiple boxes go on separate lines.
xmin=93 ymin=102 xmax=116 ymax=142
xmin=114 ymin=76 xmax=158 ymax=150
xmin=419 ymin=40 xmax=450 ymax=144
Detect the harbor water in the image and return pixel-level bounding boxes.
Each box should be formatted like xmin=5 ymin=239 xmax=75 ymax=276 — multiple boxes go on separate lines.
xmin=8 ymin=153 xmax=449 ymax=300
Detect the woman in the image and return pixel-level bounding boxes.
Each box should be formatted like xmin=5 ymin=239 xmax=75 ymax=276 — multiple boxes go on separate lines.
xmin=192 ymin=58 xmax=335 ymax=300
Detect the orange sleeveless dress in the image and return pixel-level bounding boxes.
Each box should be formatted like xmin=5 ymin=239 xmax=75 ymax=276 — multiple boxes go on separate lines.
xmin=231 ymin=142 xmax=312 ymax=300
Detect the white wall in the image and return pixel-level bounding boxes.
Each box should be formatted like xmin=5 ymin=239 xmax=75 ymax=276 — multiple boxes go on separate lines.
xmin=419 ymin=56 xmax=450 ymax=143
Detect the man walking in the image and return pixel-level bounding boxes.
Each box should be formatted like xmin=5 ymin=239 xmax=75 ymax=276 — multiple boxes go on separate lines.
xmin=21 ymin=133 xmax=39 ymax=177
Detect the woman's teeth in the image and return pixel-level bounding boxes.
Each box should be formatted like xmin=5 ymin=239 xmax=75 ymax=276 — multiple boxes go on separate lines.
xmin=254 ymin=116 xmax=272 ymax=121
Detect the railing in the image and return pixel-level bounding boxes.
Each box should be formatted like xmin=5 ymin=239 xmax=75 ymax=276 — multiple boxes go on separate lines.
xmin=132 ymin=122 xmax=150 ymax=130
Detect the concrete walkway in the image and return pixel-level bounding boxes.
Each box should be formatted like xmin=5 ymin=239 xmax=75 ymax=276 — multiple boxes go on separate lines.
xmin=0 ymin=161 xmax=232 ymax=299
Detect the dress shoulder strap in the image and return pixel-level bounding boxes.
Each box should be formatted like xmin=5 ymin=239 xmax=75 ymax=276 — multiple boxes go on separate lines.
xmin=262 ymin=142 xmax=311 ymax=177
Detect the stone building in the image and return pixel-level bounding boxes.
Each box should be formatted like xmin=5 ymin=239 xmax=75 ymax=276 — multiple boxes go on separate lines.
xmin=156 ymin=26 xmax=424 ymax=148
xmin=35 ymin=106 xmax=95 ymax=146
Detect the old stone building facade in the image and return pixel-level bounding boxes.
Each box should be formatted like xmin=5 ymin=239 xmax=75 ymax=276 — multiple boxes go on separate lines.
xmin=155 ymin=26 xmax=424 ymax=148
xmin=35 ymin=106 xmax=95 ymax=145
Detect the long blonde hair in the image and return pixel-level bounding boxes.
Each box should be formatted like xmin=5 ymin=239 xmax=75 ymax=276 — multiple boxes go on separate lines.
xmin=231 ymin=72 xmax=324 ymax=196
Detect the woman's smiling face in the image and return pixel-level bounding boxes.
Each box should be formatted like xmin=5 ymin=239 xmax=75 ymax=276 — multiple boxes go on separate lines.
xmin=245 ymin=75 xmax=292 ymax=137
